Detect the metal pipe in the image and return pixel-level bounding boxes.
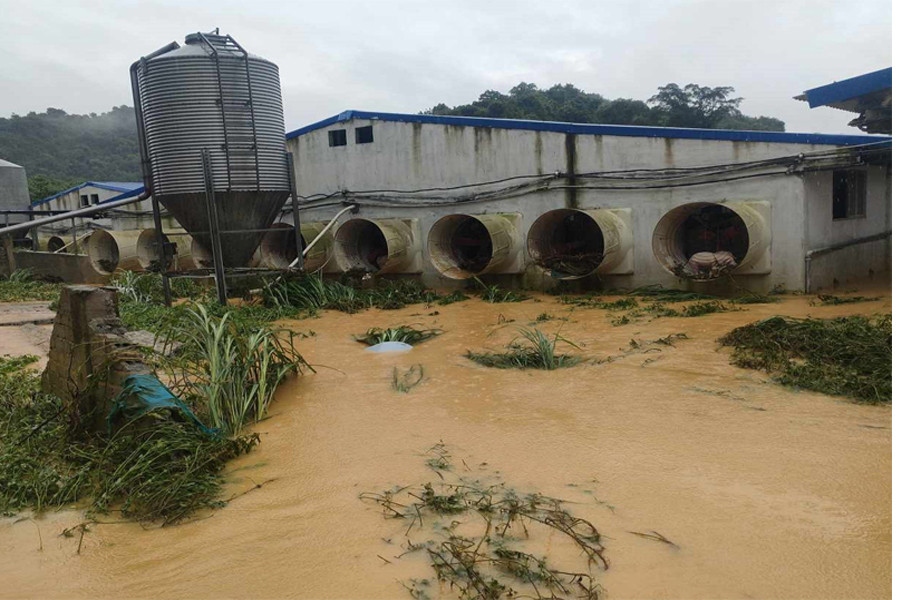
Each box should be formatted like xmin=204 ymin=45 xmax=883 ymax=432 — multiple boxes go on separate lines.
xmin=288 ymin=204 xmax=356 ymax=268
xmin=287 ymin=152 xmax=304 ymax=271
xmin=0 ymin=193 xmax=148 ymax=238
xmin=54 ymin=232 xmax=91 ymax=254
xmin=151 ymin=194 xmax=172 ymax=306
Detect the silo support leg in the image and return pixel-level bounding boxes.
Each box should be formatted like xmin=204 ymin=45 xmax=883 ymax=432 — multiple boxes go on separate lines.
xmin=201 ymin=150 xmax=228 ymax=305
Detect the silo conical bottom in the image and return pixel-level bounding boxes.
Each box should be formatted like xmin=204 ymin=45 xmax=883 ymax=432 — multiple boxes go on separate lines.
xmin=158 ymin=190 xmax=289 ymax=268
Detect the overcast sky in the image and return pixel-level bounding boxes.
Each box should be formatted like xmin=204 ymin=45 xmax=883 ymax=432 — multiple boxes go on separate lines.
xmin=0 ymin=0 xmax=891 ymax=134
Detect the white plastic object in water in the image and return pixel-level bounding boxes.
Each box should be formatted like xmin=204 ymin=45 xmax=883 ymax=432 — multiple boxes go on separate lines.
xmin=365 ymin=341 xmax=413 ymax=353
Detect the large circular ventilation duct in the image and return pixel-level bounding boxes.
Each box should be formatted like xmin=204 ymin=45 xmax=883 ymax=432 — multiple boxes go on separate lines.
xmin=333 ymin=218 xmax=414 ymax=273
xmin=136 ymin=229 xmax=195 ymax=271
xmin=652 ymin=202 xmax=769 ymax=280
xmin=427 ymin=214 xmax=517 ymax=279
xmin=527 ymin=208 xmax=631 ymax=279
xmin=86 ymin=230 xmax=143 ymax=275
xmin=251 ymin=222 xmax=332 ymax=272
xmin=46 ymin=236 xmax=68 ymax=253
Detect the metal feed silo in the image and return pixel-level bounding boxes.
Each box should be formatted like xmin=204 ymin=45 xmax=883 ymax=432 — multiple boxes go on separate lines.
xmin=131 ymin=31 xmax=290 ymax=267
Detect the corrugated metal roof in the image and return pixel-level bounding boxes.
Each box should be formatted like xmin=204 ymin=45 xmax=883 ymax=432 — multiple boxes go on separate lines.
xmin=285 ymin=109 xmax=890 ymax=146
xmin=799 ymin=68 xmax=892 ymax=110
xmin=32 ymin=181 xmax=143 ymax=206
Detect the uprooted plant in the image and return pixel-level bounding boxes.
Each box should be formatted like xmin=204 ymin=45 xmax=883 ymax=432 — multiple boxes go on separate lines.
xmin=466 ymin=326 xmax=581 ymax=370
xmin=360 ymin=443 xmax=608 ymax=599
xmin=719 ymin=314 xmax=891 ymax=404
xmin=356 ymin=325 xmax=443 ymax=346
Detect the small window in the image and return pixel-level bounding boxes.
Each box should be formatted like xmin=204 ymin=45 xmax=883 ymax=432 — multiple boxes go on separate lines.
xmin=832 ymin=170 xmax=867 ymax=219
xmin=328 ymin=129 xmax=347 ymax=147
xmin=80 ymin=194 xmax=89 ymax=207
xmin=90 ymin=194 xmax=100 ymax=205
xmin=355 ymin=125 xmax=374 ymax=144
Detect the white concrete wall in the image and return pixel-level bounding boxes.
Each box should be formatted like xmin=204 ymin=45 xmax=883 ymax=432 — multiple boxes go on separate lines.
xmin=803 ymin=165 xmax=891 ymax=290
xmin=287 ymin=118 xmax=888 ymax=292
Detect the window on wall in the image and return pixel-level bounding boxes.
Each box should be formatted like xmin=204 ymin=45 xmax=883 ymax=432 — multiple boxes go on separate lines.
xmin=328 ymin=129 xmax=347 ymax=147
xmin=90 ymin=194 xmax=100 ymax=205
xmin=355 ymin=125 xmax=374 ymax=144
xmin=832 ymin=170 xmax=867 ymax=219
xmin=80 ymin=194 xmax=89 ymax=207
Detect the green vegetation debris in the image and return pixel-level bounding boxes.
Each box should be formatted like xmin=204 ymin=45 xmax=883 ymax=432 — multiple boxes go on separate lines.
xmin=158 ymin=304 xmax=311 ymax=436
xmin=473 ymin=277 xmax=529 ymax=303
xmin=356 ymin=326 xmax=443 ymax=346
xmin=0 ymin=354 xmax=258 ymax=522
xmin=393 ymin=365 xmax=425 ymax=393
xmin=559 ymin=295 xmax=639 ymax=310
xmin=0 ymin=269 xmax=60 ymax=302
xmin=466 ymin=326 xmax=581 ymax=370
xmin=814 ymin=294 xmax=881 ymax=306
xmin=264 ymin=274 xmax=465 ymax=314
xmin=360 ymin=443 xmax=607 ymax=600
xmin=720 ymin=315 xmax=891 ymax=404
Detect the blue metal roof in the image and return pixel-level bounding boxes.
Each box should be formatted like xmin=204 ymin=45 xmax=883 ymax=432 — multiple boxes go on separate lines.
xmin=286 ymin=109 xmax=890 ymax=146
xmin=32 ymin=181 xmax=143 ymax=206
xmin=802 ymin=68 xmax=892 ymax=109
xmin=100 ymin=185 xmax=146 ymax=204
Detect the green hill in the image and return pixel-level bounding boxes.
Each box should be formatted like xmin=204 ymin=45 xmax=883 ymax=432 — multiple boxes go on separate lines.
xmin=0 ymin=106 xmax=141 ymax=200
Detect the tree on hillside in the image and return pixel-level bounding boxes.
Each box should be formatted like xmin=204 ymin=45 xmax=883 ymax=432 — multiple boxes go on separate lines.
xmin=426 ymin=82 xmax=785 ymax=131
xmin=0 ymin=106 xmax=141 ymax=200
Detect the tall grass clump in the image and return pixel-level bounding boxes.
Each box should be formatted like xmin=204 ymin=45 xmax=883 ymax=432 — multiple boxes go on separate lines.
xmin=355 ymin=325 xmax=442 ymax=346
xmin=720 ymin=314 xmax=891 ymax=404
xmin=160 ymin=304 xmax=311 ymax=436
xmin=473 ymin=277 xmax=529 ymax=303
xmin=466 ymin=326 xmax=581 ymax=370
xmin=264 ymin=273 xmax=473 ymax=314
xmin=0 ymin=269 xmax=61 ymax=302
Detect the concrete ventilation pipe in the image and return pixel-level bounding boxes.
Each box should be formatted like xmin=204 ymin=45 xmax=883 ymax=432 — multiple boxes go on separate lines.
xmin=428 ymin=214 xmax=517 ymax=279
xmin=190 ymin=237 xmax=213 ymax=269
xmin=136 ymin=229 xmax=194 ymax=271
xmin=252 ymin=222 xmax=332 ymax=272
xmin=46 ymin=236 xmax=67 ymax=253
xmin=86 ymin=230 xmax=143 ymax=274
xmin=334 ymin=218 xmax=414 ymax=273
xmin=527 ymin=208 xmax=631 ymax=279
xmin=651 ymin=202 xmax=769 ymax=280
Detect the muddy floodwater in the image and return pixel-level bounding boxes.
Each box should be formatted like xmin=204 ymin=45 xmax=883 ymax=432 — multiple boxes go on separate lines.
xmin=0 ymin=287 xmax=891 ymax=599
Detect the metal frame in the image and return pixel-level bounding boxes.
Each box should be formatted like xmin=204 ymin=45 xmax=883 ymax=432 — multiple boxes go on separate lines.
xmin=150 ymin=149 xmax=305 ymax=307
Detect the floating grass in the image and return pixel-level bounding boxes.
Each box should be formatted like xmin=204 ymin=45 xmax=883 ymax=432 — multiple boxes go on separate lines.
xmin=466 ymin=326 xmax=581 ymax=370
xmin=814 ymin=294 xmax=881 ymax=306
xmin=559 ymin=295 xmax=639 ymax=310
xmin=359 ymin=444 xmax=607 ymax=599
xmin=392 ymin=365 xmax=425 ymax=393
xmin=729 ymin=294 xmax=781 ymax=304
xmin=355 ymin=325 xmax=442 ymax=346
xmin=720 ymin=314 xmax=891 ymax=404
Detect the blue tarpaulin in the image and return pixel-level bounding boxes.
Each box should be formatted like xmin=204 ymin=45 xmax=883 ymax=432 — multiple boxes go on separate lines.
xmin=107 ymin=374 xmax=218 ymax=436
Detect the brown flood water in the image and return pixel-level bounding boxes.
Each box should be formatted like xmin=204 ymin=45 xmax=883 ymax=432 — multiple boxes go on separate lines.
xmin=0 ymin=289 xmax=891 ymax=599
